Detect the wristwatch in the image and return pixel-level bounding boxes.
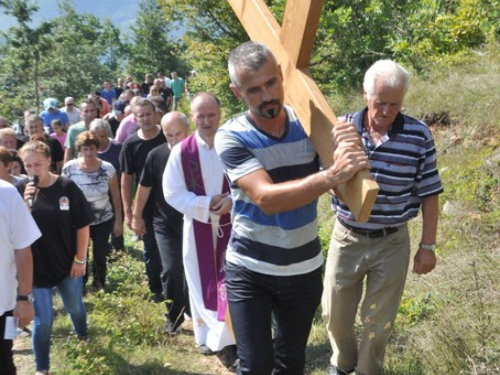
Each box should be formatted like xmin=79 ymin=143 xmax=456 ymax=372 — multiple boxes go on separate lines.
xmin=419 ymin=243 xmax=437 ymax=251
xmin=17 ymin=293 xmax=35 ymax=303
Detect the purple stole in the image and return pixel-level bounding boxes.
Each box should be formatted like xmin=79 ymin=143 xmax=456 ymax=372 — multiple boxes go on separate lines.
xmin=181 ymin=134 xmax=231 ymax=321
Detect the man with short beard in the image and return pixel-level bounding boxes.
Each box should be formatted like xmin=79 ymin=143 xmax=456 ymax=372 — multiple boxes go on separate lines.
xmin=214 ymin=41 xmax=369 ymax=375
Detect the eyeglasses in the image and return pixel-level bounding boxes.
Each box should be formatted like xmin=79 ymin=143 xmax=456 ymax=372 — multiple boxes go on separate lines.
xmin=67 ymin=103 xmax=74 ymax=106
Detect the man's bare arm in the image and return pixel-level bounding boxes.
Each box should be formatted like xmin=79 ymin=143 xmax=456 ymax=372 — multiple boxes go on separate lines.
xmin=413 ymin=194 xmax=439 ymax=275
xmin=236 ymin=143 xmax=369 ymax=215
xmin=14 ymin=247 xmax=34 ymax=328
xmin=121 ymin=172 xmax=134 ymax=228
xmin=131 ymin=184 xmax=152 ymax=235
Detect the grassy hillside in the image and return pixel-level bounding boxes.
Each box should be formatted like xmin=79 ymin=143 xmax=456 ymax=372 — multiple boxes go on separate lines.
xmin=14 ymin=43 xmax=500 ymax=374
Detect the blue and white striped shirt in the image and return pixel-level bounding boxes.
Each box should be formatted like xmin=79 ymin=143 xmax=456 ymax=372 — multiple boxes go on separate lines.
xmin=214 ymin=106 xmax=323 ymax=276
xmin=333 ymin=107 xmax=444 ymax=228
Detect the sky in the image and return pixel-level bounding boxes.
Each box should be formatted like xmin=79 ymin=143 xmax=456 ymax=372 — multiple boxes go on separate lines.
xmin=0 ymin=0 xmax=141 ymax=33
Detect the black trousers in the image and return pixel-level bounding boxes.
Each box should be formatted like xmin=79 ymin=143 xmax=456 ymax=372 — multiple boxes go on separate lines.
xmin=0 ymin=310 xmax=16 ymax=375
xmin=143 ymin=217 xmax=163 ymax=294
xmin=85 ymin=219 xmax=113 ymax=288
xmin=153 ymin=221 xmax=190 ymax=328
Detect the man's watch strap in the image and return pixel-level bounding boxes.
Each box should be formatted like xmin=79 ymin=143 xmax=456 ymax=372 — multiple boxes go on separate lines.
xmin=419 ymin=243 xmax=436 ymax=251
xmin=17 ymin=293 xmax=35 ymax=302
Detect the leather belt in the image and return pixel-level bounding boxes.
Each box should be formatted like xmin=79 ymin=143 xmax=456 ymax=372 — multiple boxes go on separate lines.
xmin=338 ymin=218 xmax=398 ymax=238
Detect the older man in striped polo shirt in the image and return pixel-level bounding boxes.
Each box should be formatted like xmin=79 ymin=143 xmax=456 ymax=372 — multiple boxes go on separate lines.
xmin=323 ymin=60 xmax=443 ymax=375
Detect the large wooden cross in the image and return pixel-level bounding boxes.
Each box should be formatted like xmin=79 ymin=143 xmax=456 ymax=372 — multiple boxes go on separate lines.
xmin=227 ymin=0 xmax=378 ymax=222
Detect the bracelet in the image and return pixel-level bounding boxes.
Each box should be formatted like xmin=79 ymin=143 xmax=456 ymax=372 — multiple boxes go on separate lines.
xmin=74 ymin=256 xmax=87 ymax=265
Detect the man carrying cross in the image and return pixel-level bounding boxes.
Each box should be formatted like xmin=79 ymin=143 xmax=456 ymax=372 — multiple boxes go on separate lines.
xmin=214 ymin=41 xmax=369 ymax=375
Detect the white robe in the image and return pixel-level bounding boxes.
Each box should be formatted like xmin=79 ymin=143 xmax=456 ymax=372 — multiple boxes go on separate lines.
xmin=162 ymin=132 xmax=234 ymax=351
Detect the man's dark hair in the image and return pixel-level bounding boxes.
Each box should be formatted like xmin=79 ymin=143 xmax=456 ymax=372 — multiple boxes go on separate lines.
xmin=228 ymin=42 xmax=275 ymax=87
xmin=150 ymin=95 xmax=167 ymax=114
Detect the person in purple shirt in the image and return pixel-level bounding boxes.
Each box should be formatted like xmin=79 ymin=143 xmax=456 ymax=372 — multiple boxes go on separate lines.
xmin=114 ymin=97 xmax=141 ymax=143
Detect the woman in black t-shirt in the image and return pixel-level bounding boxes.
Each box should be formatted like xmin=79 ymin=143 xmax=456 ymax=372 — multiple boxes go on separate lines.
xmin=16 ymin=140 xmax=94 ymax=375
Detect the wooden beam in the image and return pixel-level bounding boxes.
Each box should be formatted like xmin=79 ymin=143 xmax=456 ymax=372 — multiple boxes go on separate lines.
xmin=280 ymin=0 xmax=324 ymax=69
xmin=227 ymin=0 xmax=379 ymax=222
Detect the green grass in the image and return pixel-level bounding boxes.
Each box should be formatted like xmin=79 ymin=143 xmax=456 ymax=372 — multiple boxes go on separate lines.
xmin=15 ymin=43 xmax=500 ymax=375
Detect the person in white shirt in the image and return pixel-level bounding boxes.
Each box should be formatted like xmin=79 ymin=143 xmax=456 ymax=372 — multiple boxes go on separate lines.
xmin=0 ymin=180 xmax=41 ymax=375
xmin=60 ymin=97 xmax=81 ymax=126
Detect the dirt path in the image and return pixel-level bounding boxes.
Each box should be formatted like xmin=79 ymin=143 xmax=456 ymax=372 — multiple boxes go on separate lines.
xmin=13 ymin=322 xmax=234 ymax=375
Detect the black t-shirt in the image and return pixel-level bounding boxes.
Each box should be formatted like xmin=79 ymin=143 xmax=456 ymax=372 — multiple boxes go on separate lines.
xmin=141 ymin=82 xmax=153 ymax=96
xmin=45 ymin=136 xmax=64 ymax=172
xmin=119 ymin=129 xmax=166 ymax=215
xmin=114 ymin=87 xmax=123 ymax=99
xmin=139 ymin=143 xmax=183 ymax=230
xmin=159 ymin=87 xmax=173 ymax=106
xmin=16 ymin=176 xmax=95 ymax=288
xmin=108 ymin=117 xmax=121 ymax=137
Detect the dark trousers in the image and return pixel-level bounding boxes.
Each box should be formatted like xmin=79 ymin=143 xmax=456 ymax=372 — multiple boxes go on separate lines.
xmin=143 ymin=216 xmax=163 ymax=294
xmin=0 ymin=310 xmax=16 ymax=375
xmin=85 ymin=219 xmax=113 ymax=288
xmin=154 ymin=222 xmax=189 ymax=328
xmin=109 ymin=197 xmax=124 ymax=251
xmin=226 ymin=264 xmax=323 ymax=375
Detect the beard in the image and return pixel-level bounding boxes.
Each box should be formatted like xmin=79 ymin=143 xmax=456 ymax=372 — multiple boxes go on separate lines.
xmin=257 ymin=99 xmax=283 ymax=119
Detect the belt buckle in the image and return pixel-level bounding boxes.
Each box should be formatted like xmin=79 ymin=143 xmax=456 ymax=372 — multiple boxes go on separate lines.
xmin=365 ymin=228 xmax=386 ymax=238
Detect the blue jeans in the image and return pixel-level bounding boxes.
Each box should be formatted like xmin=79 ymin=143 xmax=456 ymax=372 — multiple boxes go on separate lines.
xmin=32 ymin=275 xmax=87 ymax=371
xmin=226 ymin=263 xmax=323 ymax=375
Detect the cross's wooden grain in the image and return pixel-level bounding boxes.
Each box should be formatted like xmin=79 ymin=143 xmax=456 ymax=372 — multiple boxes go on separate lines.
xmin=227 ymin=0 xmax=378 ymax=222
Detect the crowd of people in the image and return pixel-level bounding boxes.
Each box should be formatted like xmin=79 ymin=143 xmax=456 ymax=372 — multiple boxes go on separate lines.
xmin=0 ymin=44 xmax=442 ymax=375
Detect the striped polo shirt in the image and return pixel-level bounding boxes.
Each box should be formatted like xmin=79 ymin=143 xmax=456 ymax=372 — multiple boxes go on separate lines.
xmin=333 ymin=107 xmax=444 ymax=228
xmin=214 ymin=106 xmax=323 ymax=276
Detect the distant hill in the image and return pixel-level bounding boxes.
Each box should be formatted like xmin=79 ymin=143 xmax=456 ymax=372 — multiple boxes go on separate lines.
xmin=0 ymin=0 xmax=140 ymax=33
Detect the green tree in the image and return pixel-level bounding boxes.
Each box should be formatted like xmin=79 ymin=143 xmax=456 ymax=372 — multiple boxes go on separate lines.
xmin=40 ymin=1 xmax=127 ymax=99
xmin=0 ymin=0 xmax=128 ymax=119
xmin=159 ymin=0 xmax=252 ymax=115
xmin=0 ymin=0 xmax=52 ymax=111
xmin=126 ymin=0 xmax=187 ymax=83
xmin=389 ymin=0 xmax=500 ymax=65
xmin=161 ymin=0 xmax=500 ymax=104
